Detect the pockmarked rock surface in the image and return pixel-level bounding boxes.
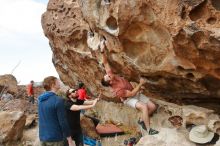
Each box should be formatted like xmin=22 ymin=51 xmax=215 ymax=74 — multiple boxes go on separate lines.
xmin=81 ymin=115 xmax=100 ymax=139
xmin=42 ymin=0 xmax=220 ymax=106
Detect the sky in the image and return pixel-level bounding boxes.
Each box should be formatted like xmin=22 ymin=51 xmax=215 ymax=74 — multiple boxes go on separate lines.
xmin=0 ymin=0 xmax=59 ymax=85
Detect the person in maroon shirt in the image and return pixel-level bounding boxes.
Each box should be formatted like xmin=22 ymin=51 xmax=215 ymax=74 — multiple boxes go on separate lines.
xmin=99 ymin=39 xmax=159 ymax=135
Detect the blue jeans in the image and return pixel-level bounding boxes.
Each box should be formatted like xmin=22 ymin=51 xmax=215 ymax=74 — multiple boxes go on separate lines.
xmin=28 ymin=96 xmax=34 ymax=104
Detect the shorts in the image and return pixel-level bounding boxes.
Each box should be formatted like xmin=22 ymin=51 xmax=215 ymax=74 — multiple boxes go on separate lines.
xmin=123 ymin=93 xmax=150 ymax=109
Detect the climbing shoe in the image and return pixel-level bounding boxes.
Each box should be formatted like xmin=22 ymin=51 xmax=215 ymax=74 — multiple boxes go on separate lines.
xmin=137 ymin=120 xmax=147 ymax=131
xmin=148 ymin=128 xmax=159 ymax=135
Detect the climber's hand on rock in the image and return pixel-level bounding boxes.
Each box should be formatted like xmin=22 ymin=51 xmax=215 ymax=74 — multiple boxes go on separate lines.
xmin=140 ymin=77 xmax=147 ymax=85
xmin=100 ymin=38 xmax=106 ymax=53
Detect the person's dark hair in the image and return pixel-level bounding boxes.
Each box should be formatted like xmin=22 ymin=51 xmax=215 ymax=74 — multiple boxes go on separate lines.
xmin=101 ymin=78 xmax=110 ymax=87
xmin=65 ymin=89 xmax=76 ymax=100
xmin=30 ymin=80 xmax=34 ymax=83
xmin=43 ymin=76 xmax=57 ymax=91
xmin=78 ymin=82 xmax=84 ymax=89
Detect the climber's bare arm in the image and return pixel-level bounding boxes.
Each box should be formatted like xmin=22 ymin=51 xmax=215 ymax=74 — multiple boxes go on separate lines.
xmin=119 ymin=78 xmax=146 ymax=101
xmin=100 ymin=40 xmax=115 ymax=78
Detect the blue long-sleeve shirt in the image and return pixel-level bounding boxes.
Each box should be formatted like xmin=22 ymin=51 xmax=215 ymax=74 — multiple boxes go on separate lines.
xmin=38 ymin=91 xmax=71 ymax=142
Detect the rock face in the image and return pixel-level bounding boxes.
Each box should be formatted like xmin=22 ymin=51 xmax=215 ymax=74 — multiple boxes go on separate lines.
xmin=41 ymin=0 xmax=220 ymax=105
xmin=0 ymin=111 xmax=26 ymax=144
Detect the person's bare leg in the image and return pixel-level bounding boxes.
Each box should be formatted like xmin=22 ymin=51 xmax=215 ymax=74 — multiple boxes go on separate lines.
xmin=136 ymin=101 xmax=159 ymax=135
xmin=135 ymin=102 xmax=150 ymax=129
xmin=147 ymin=100 xmax=157 ymax=116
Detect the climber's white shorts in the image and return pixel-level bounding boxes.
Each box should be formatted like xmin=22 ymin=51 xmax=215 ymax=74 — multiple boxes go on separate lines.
xmin=123 ymin=93 xmax=150 ymax=109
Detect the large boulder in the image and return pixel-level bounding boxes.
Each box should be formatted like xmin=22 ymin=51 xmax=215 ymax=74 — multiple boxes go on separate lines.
xmin=0 ymin=74 xmax=18 ymax=95
xmin=41 ymin=1 xmax=220 ymax=144
xmin=41 ymin=0 xmax=220 ymax=106
xmin=0 ymin=111 xmax=26 ymax=144
xmin=0 ymin=99 xmax=37 ymax=114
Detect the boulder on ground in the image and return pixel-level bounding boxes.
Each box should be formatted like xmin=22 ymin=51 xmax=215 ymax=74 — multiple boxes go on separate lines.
xmin=0 ymin=74 xmax=18 ymax=95
xmin=0 ymin=111 xmax=26 ymax=144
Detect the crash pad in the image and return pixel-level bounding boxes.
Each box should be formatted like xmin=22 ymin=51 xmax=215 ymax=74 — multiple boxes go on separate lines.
xmin=96 ymin=123 xmax=124 ymax=137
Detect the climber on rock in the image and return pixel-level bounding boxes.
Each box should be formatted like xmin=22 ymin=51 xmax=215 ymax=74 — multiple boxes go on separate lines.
xmin=98 ymin=38 xmax=159 ymax=135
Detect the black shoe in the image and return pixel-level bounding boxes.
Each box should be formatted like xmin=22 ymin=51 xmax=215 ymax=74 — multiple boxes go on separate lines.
xmin=104 ymin=0 xmax=110 ymax=5
xmin=137 ymin=120 xmax=147 ymax=131
xmin=148 ymin=128 xmax=159 ymax=135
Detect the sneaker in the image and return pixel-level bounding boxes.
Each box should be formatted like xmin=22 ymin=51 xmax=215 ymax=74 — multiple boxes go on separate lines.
xmin=148 ymin=128 xmax=159 ymax=135
xmin=137 ymin=120 xmax=147 ymax=131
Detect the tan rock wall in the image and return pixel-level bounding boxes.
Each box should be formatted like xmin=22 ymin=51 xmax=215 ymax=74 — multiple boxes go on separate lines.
xmin=42 ymin=0 xmax=220 ymax=104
